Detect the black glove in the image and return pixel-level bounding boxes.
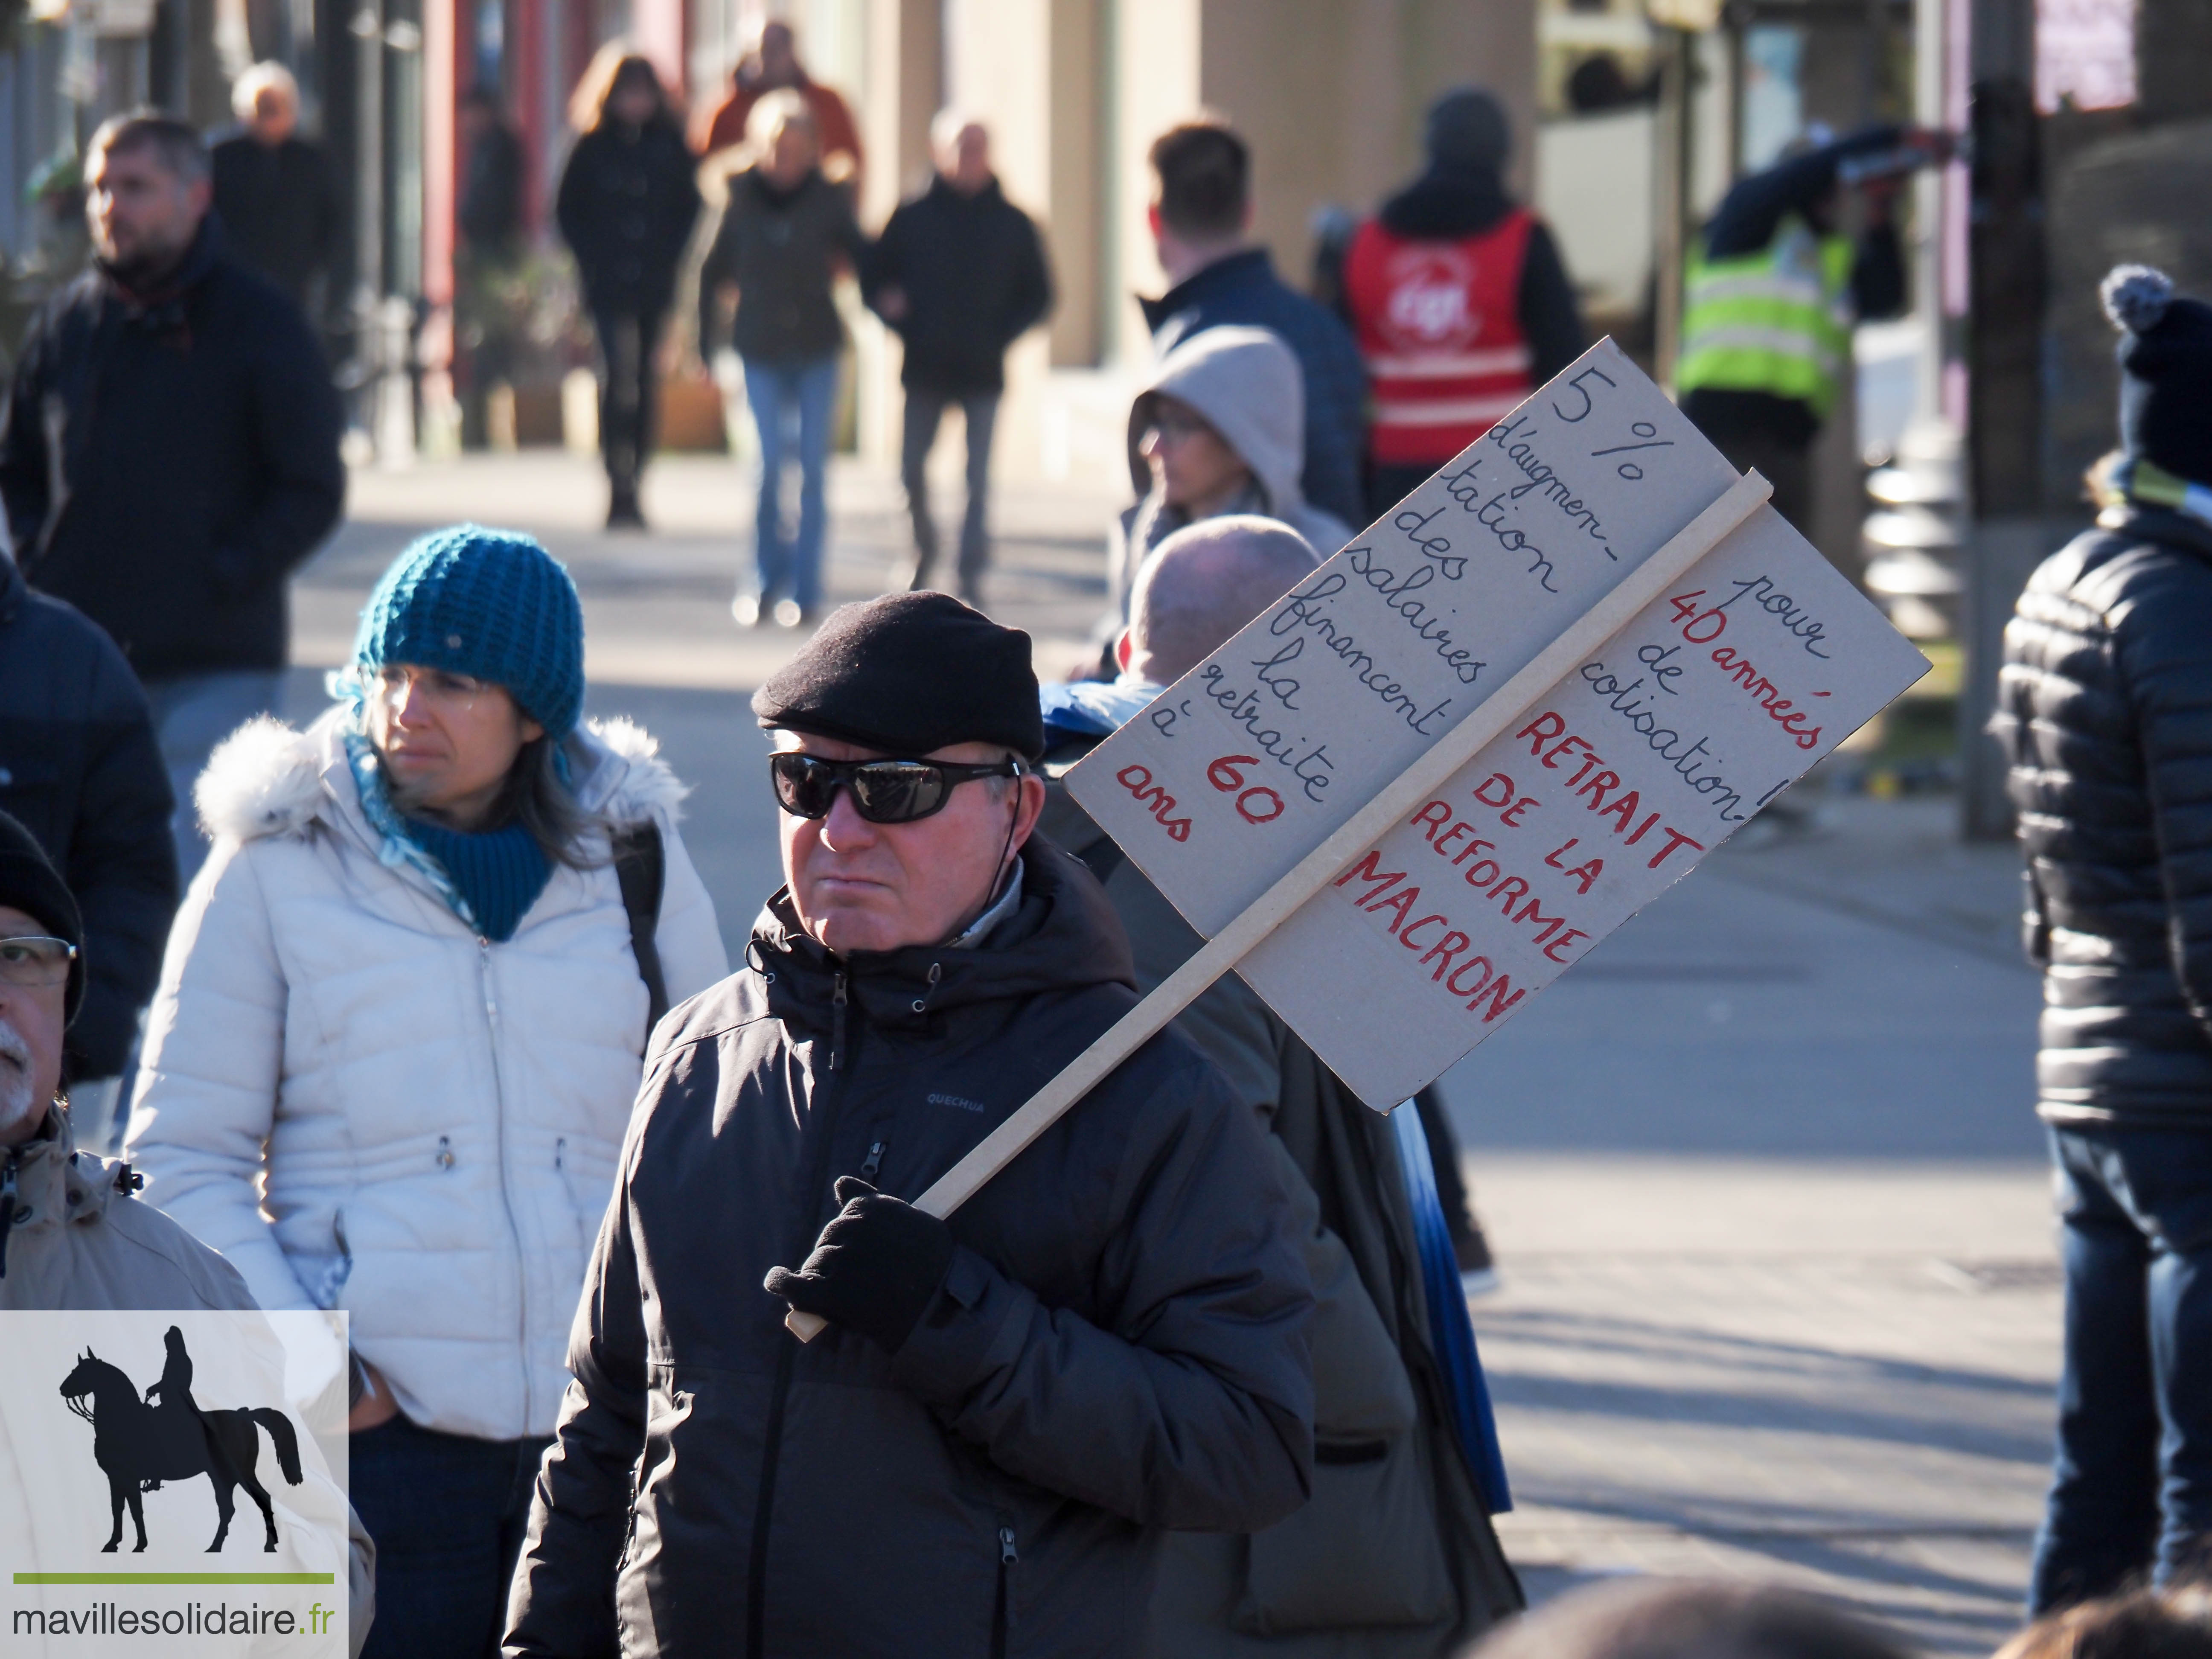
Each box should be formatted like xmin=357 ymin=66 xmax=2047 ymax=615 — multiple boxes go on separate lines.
xmin=764 ymin=1177 xmax=954 ymax=1353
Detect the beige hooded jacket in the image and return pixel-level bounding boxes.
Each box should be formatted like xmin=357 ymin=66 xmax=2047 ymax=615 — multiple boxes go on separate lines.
xmin=1 ymin=1106 xmax=376 ymax=1657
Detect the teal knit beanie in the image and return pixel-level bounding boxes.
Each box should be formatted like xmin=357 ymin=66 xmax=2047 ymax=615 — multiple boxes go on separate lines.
xmin=355 ymin=526 xmax=586 ymax=737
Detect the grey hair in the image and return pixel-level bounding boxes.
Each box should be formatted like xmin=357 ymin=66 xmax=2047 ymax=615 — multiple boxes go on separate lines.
xmin=230 ymin=61 xmax=300 ymax=123
xmin=2103 ymin=263 xmax=2174 ymax=335
xmin=1130 ymin=515 xmax=1322 ymax=685
xmin=88 ymin=111 xmax=210 ymax=187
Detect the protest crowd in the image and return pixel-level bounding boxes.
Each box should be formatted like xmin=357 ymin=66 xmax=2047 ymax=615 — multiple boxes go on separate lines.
xmin=2 ymin=15 xmax=2210 ymax=1659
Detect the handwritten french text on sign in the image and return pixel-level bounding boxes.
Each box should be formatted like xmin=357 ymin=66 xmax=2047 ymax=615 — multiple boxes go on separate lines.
xmin=1240 ymin=506 xmax=1923 ymax=1106
xmin=1066 ymin=341 xmax=1929 ymax=1110
xmin=1070 ymin=339 xmax=1737 ymax=939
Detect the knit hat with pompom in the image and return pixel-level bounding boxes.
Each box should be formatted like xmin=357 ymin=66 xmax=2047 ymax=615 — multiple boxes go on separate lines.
xmin=355 ymin=526 xmax=586 ymax=737
xmin=2103 ymin=264 xmax=2212 ymax=486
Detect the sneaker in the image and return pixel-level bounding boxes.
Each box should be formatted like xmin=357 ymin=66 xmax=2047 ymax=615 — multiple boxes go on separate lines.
xmin=731 ymin=592 xmax=764 ymax=628
xmin=773 ymin=598 xmax=808 ymax=629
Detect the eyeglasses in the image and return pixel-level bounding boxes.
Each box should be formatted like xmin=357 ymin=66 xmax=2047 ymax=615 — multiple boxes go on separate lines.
xmin=0 ymin=935 xmax=75 ymax=990
xmin=769 ymin=752 xmax=1022 ymax=825
xmin=370 ymin=665 xmax=488 ymax=717
xmin=1143 ymin=409 xmax=1214 ymax=447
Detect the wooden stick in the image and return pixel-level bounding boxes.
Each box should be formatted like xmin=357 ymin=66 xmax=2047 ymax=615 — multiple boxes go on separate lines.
xmin=786 ymin=469 xmax=1773 ymax=1341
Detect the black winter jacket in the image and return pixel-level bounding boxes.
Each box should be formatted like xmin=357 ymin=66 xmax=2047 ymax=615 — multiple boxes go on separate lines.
xmin=210 ymin=132 xmax=342 ymax=312
xmin=556 ymin=120 xmax=702 ymax=318
xmin=506 ymin=837 xmax=1315 ymax=1659
xmin=698 ymin=167 xmax=868 ymax=364
xmin=864 ymin=175 xmax=1052 ymax=394
xmin=1994 ymin=505 xmax=2212 ymax=1124
xmin=0 ymin=221 xmax=344 ymax=680
xmin=0 ymin=554 xmax=176 ymax=1080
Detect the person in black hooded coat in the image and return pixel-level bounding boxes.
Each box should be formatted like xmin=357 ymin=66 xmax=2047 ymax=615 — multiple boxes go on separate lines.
xmin=1995 ymin=263 xmax=2212 ymax=1613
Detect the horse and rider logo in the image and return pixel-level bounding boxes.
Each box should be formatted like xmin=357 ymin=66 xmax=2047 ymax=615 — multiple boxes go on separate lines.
xmin=58 ymin=1325 xmax=303 ymax=1554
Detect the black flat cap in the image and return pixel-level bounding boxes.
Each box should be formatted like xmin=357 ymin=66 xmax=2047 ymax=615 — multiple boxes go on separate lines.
xmin=0 ymin=809 xmax=84 ymax=1025
xmin=753 ymin=592 xmax=1046 ymax=760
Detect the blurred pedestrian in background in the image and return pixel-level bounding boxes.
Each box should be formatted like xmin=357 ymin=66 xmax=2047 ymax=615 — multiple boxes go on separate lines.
xmin=0 ymin=113 xmax=344 ymax=887
xmin=1109 ymin=326 xmax=1352 ymax=640
xmin=126 ymin=527 xmax=727 ymax=1659
xmin=209 ymin=62 xmax=341 ymax=326
xmin=700 ymin=92 xmax=867 ymax=629
xmin=697 ymin=17 xmax=863 ymax=191
xmin=865 ymin=112 xmax=1053 ymax=608
xmin=455 ymin=84 xmax=526 ymax=450
xmin=0 ymin=548 xmax=176 ymax=1152
xmin=1674 ymin=123 xmax=1941 ymax=531
xmin=1039 ymin=516 xmax=1525 ymax=1656
xmin=1344 ymin=87 xmax=1585 ymax=521
xmin=1143 ymin=119 xmax=1368 ymax=532
xmin=556 ymin=47 xmax=701 ymax=531
xmin=1994 ymin=265 xmax=2212 ymax=1615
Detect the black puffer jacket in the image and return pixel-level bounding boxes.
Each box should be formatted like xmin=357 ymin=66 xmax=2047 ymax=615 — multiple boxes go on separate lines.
xmin=555 ymin=119 xmax=702 ymax=318
xmin=506 ymin=837 xmax=1315 ymax=1659
xmin=0 ymin=554 xmax=176 ymax=1080
xmin=1995 ymin=504 xmax=2212 ymax=1123
xmin=864 ymin=175 xmax=1052 ymax=394
xmin=0 ymin=219 xmax=344 ymax=679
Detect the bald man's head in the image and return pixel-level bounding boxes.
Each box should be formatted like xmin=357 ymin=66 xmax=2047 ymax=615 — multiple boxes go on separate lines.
xmin=1125 ymin=516 xmax=1321 ymax=684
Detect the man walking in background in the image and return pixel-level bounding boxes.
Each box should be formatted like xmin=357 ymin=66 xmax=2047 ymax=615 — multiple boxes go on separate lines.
xmin=209 ymin=62 xmax=341 ymax=323
xmin=866 ymin=113 xmax=1053 ymax=607
xmin=1344 ymin=87 xmax=1585 ymax=519
xmin=698 ymin=17 xmax=863 ymax=189
xmin=1142 ymin=119 xmax=1368 ymax=532
xmin=0 ymin=113 xmax=345 ymax=882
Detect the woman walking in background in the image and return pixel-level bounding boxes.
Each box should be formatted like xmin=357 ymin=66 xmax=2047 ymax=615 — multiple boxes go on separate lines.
xmin=556 ymin=47 xmax=701 ymax=530
xmin=125 ymin=527 xmax=728 ymax=1659
xmin=699 ymin=90 xmax=868 ymax=629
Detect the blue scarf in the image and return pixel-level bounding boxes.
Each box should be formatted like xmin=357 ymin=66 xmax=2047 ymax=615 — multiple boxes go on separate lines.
xmin=343 ymin=729 xmax=553 ymax=943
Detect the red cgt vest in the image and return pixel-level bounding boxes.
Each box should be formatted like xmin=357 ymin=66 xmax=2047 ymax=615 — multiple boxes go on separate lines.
xmin=1345 ymin=208 xmax=1537 ymax=467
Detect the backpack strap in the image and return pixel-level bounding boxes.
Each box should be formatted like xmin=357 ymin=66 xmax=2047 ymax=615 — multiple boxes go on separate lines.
xmin=611 ymin=822 xmax=669 ymax=1033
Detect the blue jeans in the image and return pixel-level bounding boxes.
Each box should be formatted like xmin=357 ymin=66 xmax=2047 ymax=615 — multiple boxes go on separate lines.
xmin=143 ymin=669 xmax=283 ymax=887
xmin=352 ymin=1416 xmax=551 ymax=1659
xmin=2032 ymin=1123 xmax=2212 ymax=1611
xmin=742 ymin=354 xmax=838 ymax=612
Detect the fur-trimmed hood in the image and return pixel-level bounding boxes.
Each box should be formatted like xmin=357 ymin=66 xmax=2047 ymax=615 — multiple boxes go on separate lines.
xmin=196 ymin=704 xmax=690 ymax=847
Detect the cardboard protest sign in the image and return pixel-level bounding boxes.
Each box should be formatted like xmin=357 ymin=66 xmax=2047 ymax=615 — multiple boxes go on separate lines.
xmin=1064 ymin=343 xmax=1929 ymax=1109
xmin=1228 ymin=505 xmax=1927 ymax=1105
xmin=784 ymin=339 xmax=1928 ymax=1335
xmin=1069 ymin=338 xmax=1738 ymax=938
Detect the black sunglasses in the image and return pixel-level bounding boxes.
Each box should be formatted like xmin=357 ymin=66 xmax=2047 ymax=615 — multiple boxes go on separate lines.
xmin=769 ymin=751 xmax=1022 ymax=824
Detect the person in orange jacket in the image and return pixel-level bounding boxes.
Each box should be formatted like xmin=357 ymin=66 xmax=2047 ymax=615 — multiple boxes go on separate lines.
xmin=696 ymin=17 xmax=862 ymax=190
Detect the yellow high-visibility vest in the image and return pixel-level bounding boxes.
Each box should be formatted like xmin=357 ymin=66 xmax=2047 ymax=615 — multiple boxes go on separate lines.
xmin=1675 ymin=216 xmax=1855 ymax=420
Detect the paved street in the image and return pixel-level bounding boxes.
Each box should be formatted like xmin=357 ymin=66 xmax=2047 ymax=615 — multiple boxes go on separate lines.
xmin=296 ymin=452 xmax=2055 ymax=1655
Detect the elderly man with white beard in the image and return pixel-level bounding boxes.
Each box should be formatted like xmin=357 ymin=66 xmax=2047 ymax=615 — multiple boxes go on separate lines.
xmin=0 ymin=809 xmax=374 ymax=1651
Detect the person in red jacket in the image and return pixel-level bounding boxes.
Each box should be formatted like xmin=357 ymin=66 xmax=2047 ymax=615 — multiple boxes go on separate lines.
xmin=1342 ymin=87 xmax=1586 ymax=520
xmin=696 ymin=18 xmax=862 ymax=191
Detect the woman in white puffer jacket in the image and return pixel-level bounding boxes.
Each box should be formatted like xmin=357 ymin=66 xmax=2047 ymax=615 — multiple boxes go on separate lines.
xmin=125 ymin=527 xmax=727 ymax=1659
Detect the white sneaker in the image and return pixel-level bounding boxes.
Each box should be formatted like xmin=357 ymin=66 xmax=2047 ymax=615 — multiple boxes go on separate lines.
xmin=773 ymin=598 xmax=806 ymax=629
xmin=731 ymin=592 xmax=763 ymax=628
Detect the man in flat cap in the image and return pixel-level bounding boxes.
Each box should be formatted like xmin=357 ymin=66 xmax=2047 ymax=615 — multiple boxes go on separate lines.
xmin=507 ymin=594 xmax=1315 ymax=1659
